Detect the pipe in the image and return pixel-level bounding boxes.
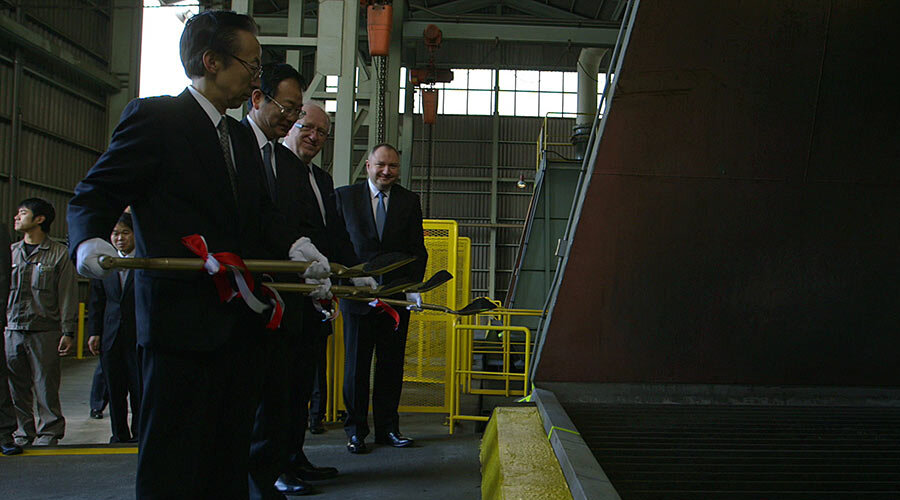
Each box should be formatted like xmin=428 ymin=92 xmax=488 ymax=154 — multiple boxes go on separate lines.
xmin=573 ymin=47 xmax=607 ymax=160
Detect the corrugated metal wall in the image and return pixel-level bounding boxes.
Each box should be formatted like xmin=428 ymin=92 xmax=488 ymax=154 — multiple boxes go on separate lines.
xmin=405 ymin=114 xmax=575 ymax=302
xmin=0 ymin=2 xmax=111 ymax=241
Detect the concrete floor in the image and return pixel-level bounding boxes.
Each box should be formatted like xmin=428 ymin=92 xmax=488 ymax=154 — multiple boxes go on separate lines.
xmin=0 ymin=357 xmax=484 ymax=499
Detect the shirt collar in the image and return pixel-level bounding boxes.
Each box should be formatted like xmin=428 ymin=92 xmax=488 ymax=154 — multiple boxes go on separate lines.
xmin=367 ymin=178 xmax=389 ymax=199
xmin=246 ymin=115 xmax=271 ymax=150
xmin=118 ymin=249 xmax=135 ymax=258
xmin=187 ymin=86 xmax=224 ymax=128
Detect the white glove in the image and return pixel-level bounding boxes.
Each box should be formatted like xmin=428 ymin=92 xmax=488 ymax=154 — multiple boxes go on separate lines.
xmin=75 ymin=238 xmax=118 ymax=280
xmin=289 ymin=237 xmax=330 ymax=279
xmin=305 ymin=277 xmax=333 ymax=300
xmin=351 ymin=277 xmax=378 ymax=290
xmin=405 ymin=292 xmax=423 ymax=311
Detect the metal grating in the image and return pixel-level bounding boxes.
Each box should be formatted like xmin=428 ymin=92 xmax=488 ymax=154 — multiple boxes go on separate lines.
xmin=565 ymin=403 xmax=900 ymax=499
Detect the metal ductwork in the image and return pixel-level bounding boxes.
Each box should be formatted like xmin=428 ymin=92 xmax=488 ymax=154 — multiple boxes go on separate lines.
xmin=572 ymin=48 xmax=607 ymax=160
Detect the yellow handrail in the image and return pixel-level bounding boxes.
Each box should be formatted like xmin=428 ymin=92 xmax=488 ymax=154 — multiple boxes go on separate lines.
xmin=449 ymin=324 xmax=532 ymax=434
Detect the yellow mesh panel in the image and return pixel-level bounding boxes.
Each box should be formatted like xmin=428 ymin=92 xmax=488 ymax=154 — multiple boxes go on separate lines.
xmin=331 ymin=220 xmax=468 ymax=416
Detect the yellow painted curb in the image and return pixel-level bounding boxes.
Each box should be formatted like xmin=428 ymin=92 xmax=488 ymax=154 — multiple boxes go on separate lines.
xmin=0 ymin=447 xmax=138 ymax=457
xmin=480 ymin=407 xmax=573 ymax=500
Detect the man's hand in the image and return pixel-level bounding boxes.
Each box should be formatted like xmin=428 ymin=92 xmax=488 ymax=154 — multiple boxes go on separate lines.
xmin=351 ymin=277 xmax=378 ymax=290
xmin=405 ymin=292 xmax=423 ymax=311
xmin=305 ymin=277 xmax=333 ymax=300
xmin=88 ymin=336 xmax=100 ymax=356
xmin=58 ymin=335 xmax=74 ymax=356
xmin=289 ymin=237 xmax=330 ymax=279
xmin=75 ymin=238 xmax=118 ymax=280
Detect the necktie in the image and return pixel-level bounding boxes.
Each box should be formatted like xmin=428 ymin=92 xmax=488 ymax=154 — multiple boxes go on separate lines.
xmin=262 ymin=142 xmax=277 ymax=203
xmin=375 ymin=191 xmax=387 ymax=240
xmin=216 ymin=118 xmax=239 ymax=202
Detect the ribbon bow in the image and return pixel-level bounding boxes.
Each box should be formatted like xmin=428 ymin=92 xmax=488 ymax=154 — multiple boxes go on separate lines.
xmin=368 ymin=299 xmax=400 ymax=330
xmin=182 ymin=234 xmax=284 ymax=330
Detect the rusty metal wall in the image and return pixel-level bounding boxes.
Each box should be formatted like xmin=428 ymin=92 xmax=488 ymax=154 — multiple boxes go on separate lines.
xmin=0 ymin=1 xmax=111 ymax=240
xmin=537 ymin=0 xmax=900 ymax=385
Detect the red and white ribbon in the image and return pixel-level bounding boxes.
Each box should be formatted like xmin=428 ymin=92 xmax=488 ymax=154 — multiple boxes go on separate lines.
xmin=182 ymin=234 xmax=284 ymax=330
xmin=368 ymin=299 xmax=400 ymax=330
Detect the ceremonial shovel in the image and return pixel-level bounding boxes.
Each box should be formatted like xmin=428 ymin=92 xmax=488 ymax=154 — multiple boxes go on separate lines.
xmin=98 ymin=251 xmax=415 ymax=278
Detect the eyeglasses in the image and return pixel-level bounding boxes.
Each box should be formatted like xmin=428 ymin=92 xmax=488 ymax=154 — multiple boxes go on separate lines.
xmin=229 ymin=53 xmax=262 ymax=79
xmin=263 ymin=92 xmax=305 ymax=120
xmin=294 ymin=122 xmax=330 ymax=138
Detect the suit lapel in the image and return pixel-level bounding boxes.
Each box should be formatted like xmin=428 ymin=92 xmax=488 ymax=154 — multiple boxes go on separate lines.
xmin=122 ymin=270 xmax=134 ymax=299
xmin=382 ymin=186 xmax=404 ymax=240
xmin=176 ymin=91 xmax=239 ymax=221
xmin=358 ymin=182 xmax=379 ymax=241
xmin=106 ymin=272 xmax=122 ymax=302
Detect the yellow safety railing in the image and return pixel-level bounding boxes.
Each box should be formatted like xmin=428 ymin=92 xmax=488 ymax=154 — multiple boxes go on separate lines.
xmin=76 ymin=302 xmax=86 ymax=359
xmin=536 ymin=111 xmax=594 ymax=170
xmin=448 ymin=306 xmax=544 ymax=434
xmin=325 ymin=220 xmax=471 ymax=422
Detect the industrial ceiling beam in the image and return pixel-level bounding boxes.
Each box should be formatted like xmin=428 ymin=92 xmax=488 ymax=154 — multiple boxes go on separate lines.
xmin=507 ymin=0 xmax=592 ymax=20
xmin=403 ymin=20 xmax=619 ymax=45
xmin=408 ymin=0 xmax=498 ymax=18
xmin=0 ymin=14 xmax=120 ymax=92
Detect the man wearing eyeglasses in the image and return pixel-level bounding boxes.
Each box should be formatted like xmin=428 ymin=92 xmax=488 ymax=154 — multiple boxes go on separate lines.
xmin=67 ymin=11 xmax=328 ymax=499
xmin=241 ymin=62 xmax=341 ymax=498
xmin=280 ymin=100 xmax=370 ymax=471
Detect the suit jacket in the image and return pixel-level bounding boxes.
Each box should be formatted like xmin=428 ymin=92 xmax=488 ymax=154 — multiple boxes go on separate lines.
xmin=334 ymin=181 xmax=428 ymax=315
xmin=68 ymin=89 xmax=290 ymax=351
xmin=88 ymin=272 xmax=136 ymax=353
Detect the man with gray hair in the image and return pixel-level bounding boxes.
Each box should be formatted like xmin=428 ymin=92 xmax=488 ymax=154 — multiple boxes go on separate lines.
xmin=280 ymin=101 xmax=365 ymax=487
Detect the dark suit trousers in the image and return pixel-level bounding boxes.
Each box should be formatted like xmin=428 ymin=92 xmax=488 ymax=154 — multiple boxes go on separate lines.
xmin=248 ymin=332 xmax=292 ymax=500
xmin=100 ymin=338 xmax=141 ymax=442
xmin=287 ymin=300 xmax=328 ymax=467
xmin=89 ymin=362 xmax=108 ymax=413
xmin=136 ymin=333 xmax=264 ymax=500
xmin=342 ymin=306 xmax=411 ymax=439
xmin=307 ymin=330 xmax=329 ymax=425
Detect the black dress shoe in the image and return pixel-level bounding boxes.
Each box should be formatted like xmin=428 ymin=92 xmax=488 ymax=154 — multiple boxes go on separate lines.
xmin=346 ymin=435 xmax=368 ymax=454
xmin=294 ymin=461 xmax=339 ymax=481
xmin=308 ymin=420 xmax=325 ymax=434
xmin=274 ymin=473 xmax=315 ymax=496
xmin=374 ymin=431 xmax=413 ymax=448
xmin=89 ymin=409 xmax=103 ymax=419
xmin=1 ymin=442 xmax=23 ymax=456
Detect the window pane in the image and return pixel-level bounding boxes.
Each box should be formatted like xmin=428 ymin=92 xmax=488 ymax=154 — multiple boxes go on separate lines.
xmin=516 ymin=70 xmax=540 ymax=91
xmin=468 ymin=90 xmax=492 ymax=115
xmin=325 ymin=100 xmax=337 ymax=113
xmin=399 ymin=86 xmax=405 ymax=113
xmin=413 ymin=89 xmax=421 ymax=114
xmin=400 ymin=67 xmax=406 ymax=89
xmin=563 ymin=93 xmax=577 ymax=114
xmin=498 ymin=90 xmax=515 ymax=116
xmin=446 ymin=70 xmax=467 ymax=89
xmin=564 ymin=72 xmax=578 ymax=93
xmin=540 ymin=92 xmax=562 ymax=116
xmin=540 ymin=71 xmax=563 ymax=92
xmin=326 ymin=75 xmax=338 ymax=91
xmin=442 ymin=89 xmax=468 ymax=115
xmin=515 ymin=91 xmax=539 ymax=116
xmin=498 ymin=70 xmax=516 ymax=90
xmin=468 ymin=69 xmax=493 ymax=90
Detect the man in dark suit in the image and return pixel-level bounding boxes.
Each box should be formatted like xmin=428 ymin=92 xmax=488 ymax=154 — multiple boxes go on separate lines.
xmin=87 ymin=212 xmax=140 ymax=443
xmin=66 ymin=11 xmax=326 ymax=498
xmin=334 ymin=143 xmax=428 ymax=454
xmin=282 ymin=101 xmax=369 ymax=475
xmin=242 ymin=62 xmax=338 ymax=498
